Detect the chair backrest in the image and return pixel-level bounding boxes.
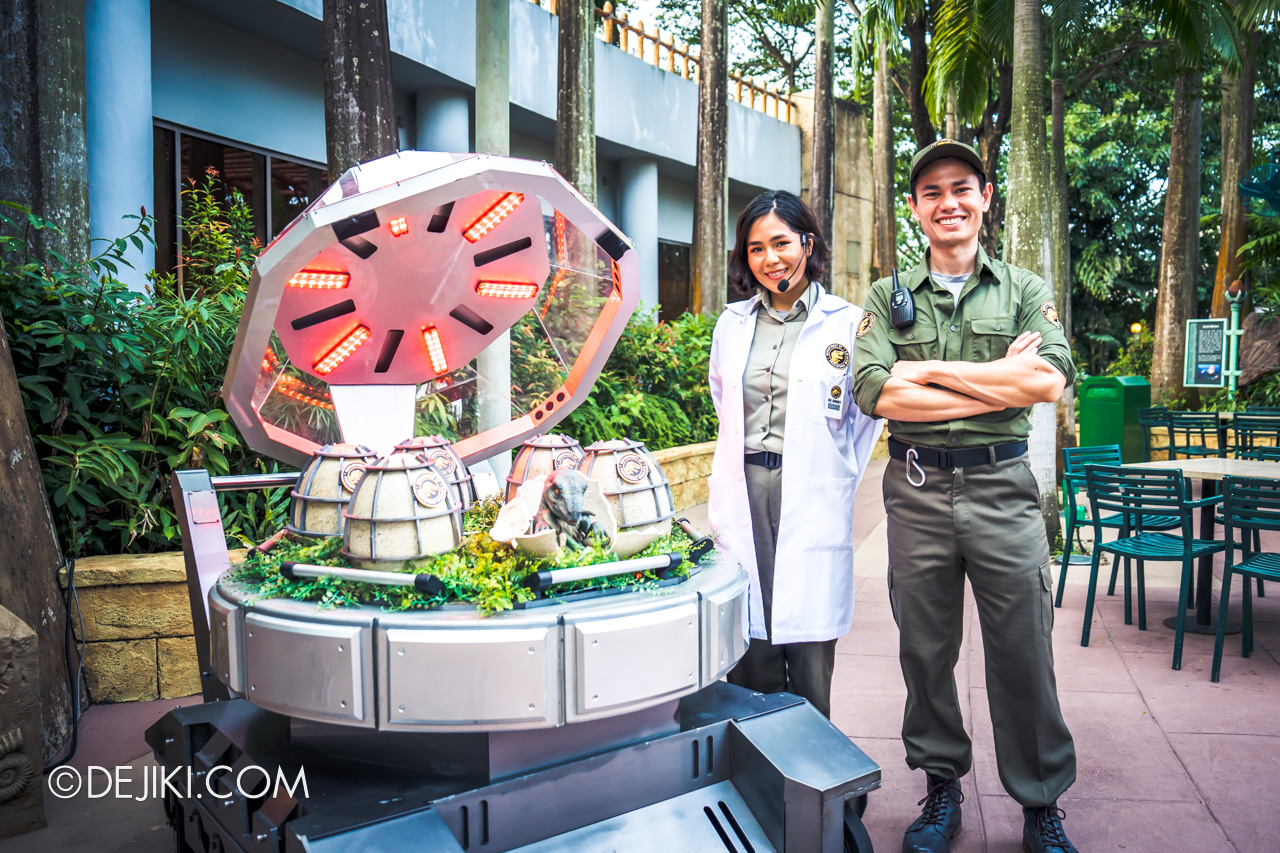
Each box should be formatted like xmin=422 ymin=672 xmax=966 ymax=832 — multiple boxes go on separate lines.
xmin=1245 ymin=406 xmax=1280 ymax=414
xmin=1168 ymin=411 xmax=1219 ymax=446
xmin=1222 ymin=475 xmax=1280 ymax=534
xmin=1232 ymin=414 xmax=1280 ymax=455
xmin=1241 ymin=445 xmax=1280 ymax=462
xmin=1063 ymin=444 xmax=1123 ymax=479
xmin=1084 ymin=464 xmax=1192 ymax=534
xmin=1137 ymin=406 xmax=1169 ymax=427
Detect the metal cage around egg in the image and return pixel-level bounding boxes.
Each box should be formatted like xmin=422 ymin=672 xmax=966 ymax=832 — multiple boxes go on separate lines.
xmin=288 ymin=443 xmax=378 ymax=538
xmin=343 ymin=453 xmax=463 ymax=564
xmin=505 ymin=433 xmax=584 ymax=501
xmin=578 ymin=438 xmax=675 ymax=531
xmin=393 ymin=435 xmax=476 ymax=511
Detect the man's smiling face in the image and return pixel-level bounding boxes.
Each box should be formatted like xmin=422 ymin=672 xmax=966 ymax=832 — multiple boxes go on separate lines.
xmin=907 ymin=158 xmax=994 ymax=250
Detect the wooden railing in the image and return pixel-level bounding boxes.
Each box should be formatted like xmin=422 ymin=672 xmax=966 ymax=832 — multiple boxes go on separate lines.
xmin=532 ymin=0 xmax=797 ymax=124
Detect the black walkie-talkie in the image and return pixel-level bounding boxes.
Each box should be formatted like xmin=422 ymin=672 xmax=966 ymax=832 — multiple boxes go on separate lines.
xmin=890 ymin=268 xmax=915 ymax=329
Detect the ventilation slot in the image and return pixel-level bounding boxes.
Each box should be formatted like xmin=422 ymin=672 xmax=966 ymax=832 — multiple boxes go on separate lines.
xmin=449 ymin=305 xmax=494 ymax=335
xmin=704 ymin=806 xmax=738 ymax=852
xmin=707 ymin=734 xmax=715 ymax=774
xmin=427 ymin=201 xmax=455 ymax=233
xmin=473 ymin=237 xmax=533 ymax=267
xmin=692 ymin=739 xmax=700 ymax=778
xmin=460 ymin=804 xmax=469 ymax=849
xmin=719 ymin=801 xmax=755 ymax=853
xmin=291 ymin=299 xmax=356 ymax=330
xmin=374 ymin=330 xmax=404 ymax=373
xmin=480 ymin=799 xmax=490 ymax=846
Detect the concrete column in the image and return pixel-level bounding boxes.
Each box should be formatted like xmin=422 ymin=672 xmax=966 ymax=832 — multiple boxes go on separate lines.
xmin=618 ymin=158 xmax=659 ymax=309
xmin=416 ymin=88 xmax=470 ymax=153
xmin=86 ymin=0 xmax=154 ymax=291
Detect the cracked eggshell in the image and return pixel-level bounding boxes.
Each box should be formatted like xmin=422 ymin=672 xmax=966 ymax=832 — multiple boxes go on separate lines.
xmin=488 ymin=474 xmax=618 ymax=558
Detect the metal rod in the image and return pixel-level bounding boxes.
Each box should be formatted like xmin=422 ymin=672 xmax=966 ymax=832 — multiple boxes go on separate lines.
xmin=280 ymin=562 xmax=445 ymax=596
xmin=212 ymin=472 xmax=300 ymax=491
xmin=523 ymin=552 xmax=683 ymax=591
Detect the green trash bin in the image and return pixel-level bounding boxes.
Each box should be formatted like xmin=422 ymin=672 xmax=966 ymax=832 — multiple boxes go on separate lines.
xmin=1078 ymin=375 xmax=1151 ymax=462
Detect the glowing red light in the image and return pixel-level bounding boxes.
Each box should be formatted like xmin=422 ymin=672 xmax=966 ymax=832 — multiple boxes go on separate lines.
xmin=261 ymin=348 xmax=280 ymax=372
xmin=288 ymin=271 xmax=351 ymax=289
xmin=554 ymin=210 xmax=567 ymax=260
xmin=476 ymin=281 xmax=539 ymax=299
xmin=422 ymin=326 xmax=448 ymax=374
xmin=463 ymin=193 xmax=524 ymax=243
xmin=313 ymin=325 xmax=371 ymax=375
xmin=540 ymin=268 xmax=570 ymax=320
xmin=277 ymin=375 xmax=334 ymax=410
xmin=389 ymin=217 xmax=409 ymax=237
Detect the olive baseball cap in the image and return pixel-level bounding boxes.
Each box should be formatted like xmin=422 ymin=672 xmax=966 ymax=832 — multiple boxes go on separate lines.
xmin=909 ymin=139 xmax=987 ymax=186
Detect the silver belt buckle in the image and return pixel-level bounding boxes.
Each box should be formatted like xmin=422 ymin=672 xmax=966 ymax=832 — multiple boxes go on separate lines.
xmin=905 ymin=447 xmax=927 ymax=488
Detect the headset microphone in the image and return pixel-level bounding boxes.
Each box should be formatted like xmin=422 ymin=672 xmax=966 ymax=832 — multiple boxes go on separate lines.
xmin=777 ymin=233 xmax=810 ymax=293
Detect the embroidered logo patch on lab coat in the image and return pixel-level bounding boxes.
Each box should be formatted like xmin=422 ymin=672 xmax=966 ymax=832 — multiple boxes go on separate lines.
xmin=855 ymin=312 xmax=876 ymax=339
xmin=1040 ymin=301 xmax=1062 ymax=328
xmin=826 ymin=342 xmax=852 ymax=367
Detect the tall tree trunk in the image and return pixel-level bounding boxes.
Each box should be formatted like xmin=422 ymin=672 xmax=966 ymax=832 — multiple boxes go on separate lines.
xmin=904 ymin=13 xmax=936 ymax=149
xmin=976 ymin=61 xmax=1012 ymax=257
xmin=555 ymin=0 xmax=596 ymax=202
xmin=1211 ymin=29 xmax=1255 ymax=319
xmin=1151 ymin=72 xmax=1203 ymax=405
xmin=692 ymin=0 xmax=728 ymax=316
xmin=945 ymin=88 xmax=959 ymax=138
xmin=322 ymin=0 xmax=398 ymax=176
xmin=1050 ymin=34 xmax=1076 ymax=474
xmin=871 ymin=37 xmax=896 ymax=281
xmin=1005 ymin=0 xmax=1060 ymax=545
xmin=811 ymin=0 xmax=836 ymax=244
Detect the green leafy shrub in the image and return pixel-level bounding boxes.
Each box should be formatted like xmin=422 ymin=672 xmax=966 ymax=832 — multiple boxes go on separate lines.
xmin=1104 ymin=330 xmax=1153 ymax=379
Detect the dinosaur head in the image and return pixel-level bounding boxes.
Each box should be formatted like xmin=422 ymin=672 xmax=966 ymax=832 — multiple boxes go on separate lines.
xmin=540 ymin=468 xmax=591 ymax=522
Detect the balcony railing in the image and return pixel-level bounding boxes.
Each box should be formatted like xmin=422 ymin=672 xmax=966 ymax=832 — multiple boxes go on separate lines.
xmin=530 ymin=0 xmax=797 ymax=124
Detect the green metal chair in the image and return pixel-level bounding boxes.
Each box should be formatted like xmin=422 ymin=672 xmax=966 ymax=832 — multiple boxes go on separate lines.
xmin=1230 ymin=414 xmax=1280 ymax=459
xmin=1212 ymin=476 xmax=1280 ymax=682
xmin=1083 ymin=465 xmax=1226 ymax=669
xmin=1245 ymin=406 xmax=1280 ymax=414
xmin=1167 ymin=411 xmax=1221 ymax=459
xmin=1241 ymin=445 xmax=1280 ymax=461
xmin=1056 ymin=445 xmax=1180 ymax=614
xmin=1137 ymin=406 xmax=1171 ymax=461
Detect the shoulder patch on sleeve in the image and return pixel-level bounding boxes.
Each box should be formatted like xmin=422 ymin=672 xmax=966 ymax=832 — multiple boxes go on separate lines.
xmin=1040 ymin=301 xmax=1062 ymax=329
xmin=856 ymin=311 xmax=876 ymax=338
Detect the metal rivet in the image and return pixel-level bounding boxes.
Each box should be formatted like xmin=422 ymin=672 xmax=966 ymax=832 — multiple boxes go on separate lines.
xmin=528 ymin=703 xmax=535 ymax=710
xmin=398 ymin=648 xmax=405 ymax=656
xmin=340 ymin=700 xmax=347 ymax=708
xmin=338 ymin=644 xmax=345 ymax=652
xmin=398 ymin=705 xmax=405 ymax=713
xmin=250 ymin=685 xmax=256 ymax=691
xmin=592 ymin=694 xmax=599 ymax=701
xmin=908 ymin=333 xmax=914 ymax=340
xmin=950 ymin=325 xmax=957 ymax=331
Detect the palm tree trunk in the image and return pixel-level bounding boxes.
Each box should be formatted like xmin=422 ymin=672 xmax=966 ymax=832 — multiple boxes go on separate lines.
xmin=322 ymin=0 xmax=398 ymax=176
xmin=1005 ymin=0 xmax=1060 ymax=545
xmin=977 ymin=61 xmax=1011 ymax=257
xmin=556 ymin=0 xmax=596 ymax=203
xmin=1151 ymin=71 xmax=1203 ymax=405
xmin=1211 ymin=30 xmax=1255 ymax=318
xmin=811 ymin=0 xmax=836 ymax=244
xmin=904 ymin=13 xmax=936 ymax=149
xmin=692 ymin=0 xmax=728 ymax=316
xmin=871 ymin=36 xmax=896 ymax=280
xmin=1050 ymin=31 xmax=1075 ymax=473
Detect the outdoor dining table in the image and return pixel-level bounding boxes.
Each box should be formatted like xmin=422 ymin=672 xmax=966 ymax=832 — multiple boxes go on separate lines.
xmin=1129 ymin=457 xmax=1280 ymax=634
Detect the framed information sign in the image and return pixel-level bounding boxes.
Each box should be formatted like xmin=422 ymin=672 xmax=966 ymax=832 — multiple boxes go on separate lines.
xmin=1184 ymin=318 xmax=1227 ymax=389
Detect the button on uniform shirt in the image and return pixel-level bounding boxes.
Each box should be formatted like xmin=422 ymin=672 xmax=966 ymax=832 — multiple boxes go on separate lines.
xmin=851 ymin=246 xmax=1075 ymax=448
xmin=743 ymin=280 xmax=817 ymax=454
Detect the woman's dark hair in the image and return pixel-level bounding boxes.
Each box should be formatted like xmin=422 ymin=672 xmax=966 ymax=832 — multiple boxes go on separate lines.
xmin=728 ymin=190 xmax=831 ymax=296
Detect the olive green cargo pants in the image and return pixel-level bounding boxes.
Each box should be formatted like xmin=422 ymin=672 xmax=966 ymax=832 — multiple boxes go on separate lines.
xmin=884 ymin=452 xmax=1077 ymax=808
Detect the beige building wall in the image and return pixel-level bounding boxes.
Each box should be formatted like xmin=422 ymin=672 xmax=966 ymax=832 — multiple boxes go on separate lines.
xmin=791 ymin=92 xmax=875 ymax=308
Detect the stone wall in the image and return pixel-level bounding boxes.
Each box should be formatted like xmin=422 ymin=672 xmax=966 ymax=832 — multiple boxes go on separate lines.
xmin=652 ymin=440 xmax=715 ymax=510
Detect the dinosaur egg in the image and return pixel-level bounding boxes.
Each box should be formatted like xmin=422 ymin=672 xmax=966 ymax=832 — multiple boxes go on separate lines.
xmin=578 ymin=439 xmax=674 ymax=535
xmin=505 ymin=433 xmax=584 ymax=501
xmin=288 ymin=443 xmax=378 ymax=538
xmin=343 ymin=454 xmax=462 ymax=565
xmin=392 ymin=435 xmax=476 ymax=511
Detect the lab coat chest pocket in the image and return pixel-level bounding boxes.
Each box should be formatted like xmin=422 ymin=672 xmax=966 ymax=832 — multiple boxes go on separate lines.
xmin=803 ymin=477 xmax=856 ymax=551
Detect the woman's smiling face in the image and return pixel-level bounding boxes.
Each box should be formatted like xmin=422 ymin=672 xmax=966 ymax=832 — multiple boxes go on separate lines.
xmin=746 ymin=212 xmax=810 ymax=295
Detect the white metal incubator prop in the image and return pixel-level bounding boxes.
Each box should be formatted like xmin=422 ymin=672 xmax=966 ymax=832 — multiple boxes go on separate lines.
xmin=149 ymin=152 xmax=880 ymax=853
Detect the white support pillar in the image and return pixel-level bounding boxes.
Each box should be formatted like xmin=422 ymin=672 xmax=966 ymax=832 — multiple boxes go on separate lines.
xmin=416 ymin=88 xmax=471 ymax=153
xmin=618 ymin=158 xmax=659 ymax=310
xmin=86 ymin=0 xmax=154 ymax=291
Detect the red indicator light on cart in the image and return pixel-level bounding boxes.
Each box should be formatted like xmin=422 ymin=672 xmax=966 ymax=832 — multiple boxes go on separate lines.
xmin=314 ymin=325 xmax=371 ymax=374
xmin=476 ymin=281 xmax=539 ymax=299
xmin=463 ymin=193 xmax=524 ymax=243
xmin=422 ymin=326 xmax=448 ymax=374
xmin=388 ymin=217 xmax=409 ymax=237
xmin=288 ymin=271 xmax=351 ymax=289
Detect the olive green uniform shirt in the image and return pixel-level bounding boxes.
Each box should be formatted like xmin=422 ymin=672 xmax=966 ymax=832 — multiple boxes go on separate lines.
xmin=852 ymin=246 xmax=1075 ymax=448
xmin=743 ymin=281 xmax=816 ymax=455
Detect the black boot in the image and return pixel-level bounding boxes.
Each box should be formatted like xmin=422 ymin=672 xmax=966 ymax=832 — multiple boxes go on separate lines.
xmin=1022 ymin=804 xmax=1079 ymax=853
xmin=902 ymin=774 xmax=963 ymax=853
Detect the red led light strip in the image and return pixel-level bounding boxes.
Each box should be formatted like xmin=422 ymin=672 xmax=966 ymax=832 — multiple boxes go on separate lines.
xmin=555 ymin=210 xmax=567 ymax=260
xmin=476 ymin=280 xmax=539 ymax=299
xmin=422 ymin=326 xmax=448 ymax=374
xmin=313 ymin=325 xmax=371 ymax=375
xmin=288 ymin=271 xmax=351 ymax=289
xmin=389 ymin=217 xmax=409 ymax=237
xmin=463 ymin=193 xmax=524 ymax=243
xmin=540 ymin=267 xmax=570 ymax=320
xmin=277 ymin=375 xmax=334 ymax=410
xmin=261 ymin=348 xmax=280 ymax=372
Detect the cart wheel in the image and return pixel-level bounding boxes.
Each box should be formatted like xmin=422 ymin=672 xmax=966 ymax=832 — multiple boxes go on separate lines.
xmin=843 ymin=797 xmax=873 ymax=853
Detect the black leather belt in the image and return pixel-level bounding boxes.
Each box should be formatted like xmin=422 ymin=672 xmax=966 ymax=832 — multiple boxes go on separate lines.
xmin=887 ymin=437 xmax=1026 ymax=469
xmin=744 ymin=451 xmax=783 ymax=469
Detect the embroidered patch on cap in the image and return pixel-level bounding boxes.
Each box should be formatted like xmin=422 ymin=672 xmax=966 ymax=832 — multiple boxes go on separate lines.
xmin=1040 ymin=301 xmax=1062 ymax=328
xmin=855 ymin=312 xmax=876 ymax=339
xmin=826 ymin=342 xmax=852 ymax=367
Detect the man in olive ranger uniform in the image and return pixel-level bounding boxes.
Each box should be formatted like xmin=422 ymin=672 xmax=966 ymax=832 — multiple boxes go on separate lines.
xmin=852 ymin=140 xmax=1078 ymax=853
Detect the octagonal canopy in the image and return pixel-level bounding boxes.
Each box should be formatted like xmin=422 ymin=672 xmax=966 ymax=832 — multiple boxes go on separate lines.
xmin=223 ymin=152 xmax=639 ymax=467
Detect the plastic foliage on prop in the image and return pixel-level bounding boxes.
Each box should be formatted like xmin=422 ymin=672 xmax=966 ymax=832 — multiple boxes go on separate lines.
xmin=1242 ymin=150 xmax=1280 ymax=217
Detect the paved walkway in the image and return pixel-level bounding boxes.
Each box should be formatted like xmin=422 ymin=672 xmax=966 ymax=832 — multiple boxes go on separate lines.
xmin=11 ymin=457 xmax=1280 ymax=852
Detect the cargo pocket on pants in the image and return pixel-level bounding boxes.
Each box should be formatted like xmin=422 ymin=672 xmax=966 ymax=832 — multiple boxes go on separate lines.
xmin=888 ymin=563 xmax=901 ymax=627
xmin=1039 ymin=561 xmax=1054 ymax=637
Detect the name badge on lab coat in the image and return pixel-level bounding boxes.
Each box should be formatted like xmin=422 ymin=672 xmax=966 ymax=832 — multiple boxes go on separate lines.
xmin=825 ymin=370 xmax=849 ymax=420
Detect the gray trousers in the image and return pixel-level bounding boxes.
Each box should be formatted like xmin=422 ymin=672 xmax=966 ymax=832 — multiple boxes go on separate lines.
xmin=726 ymin=463 xmax=838 ymax=718
xmin=883 ymin=452 xmax=1077 ymax=808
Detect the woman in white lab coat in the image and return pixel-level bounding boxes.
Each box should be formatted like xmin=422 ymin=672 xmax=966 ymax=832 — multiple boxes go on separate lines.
xmin=708 ymin=191 xmax=883 ymax=718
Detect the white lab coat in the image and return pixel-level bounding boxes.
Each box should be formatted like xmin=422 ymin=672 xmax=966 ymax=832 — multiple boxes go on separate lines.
xmin=708 ymin=284 xmax=884 ymax=644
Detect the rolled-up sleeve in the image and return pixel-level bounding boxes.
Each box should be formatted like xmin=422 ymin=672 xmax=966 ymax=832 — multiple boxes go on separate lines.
xmin=852 ymin=282 xmax=895 ymax=417
xmin=1016 ymin=275 xmax=1076 ymax=386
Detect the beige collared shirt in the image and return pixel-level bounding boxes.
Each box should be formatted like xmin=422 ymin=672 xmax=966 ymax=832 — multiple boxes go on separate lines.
xmin=743 ymin=280 xmax=817 ymax=454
